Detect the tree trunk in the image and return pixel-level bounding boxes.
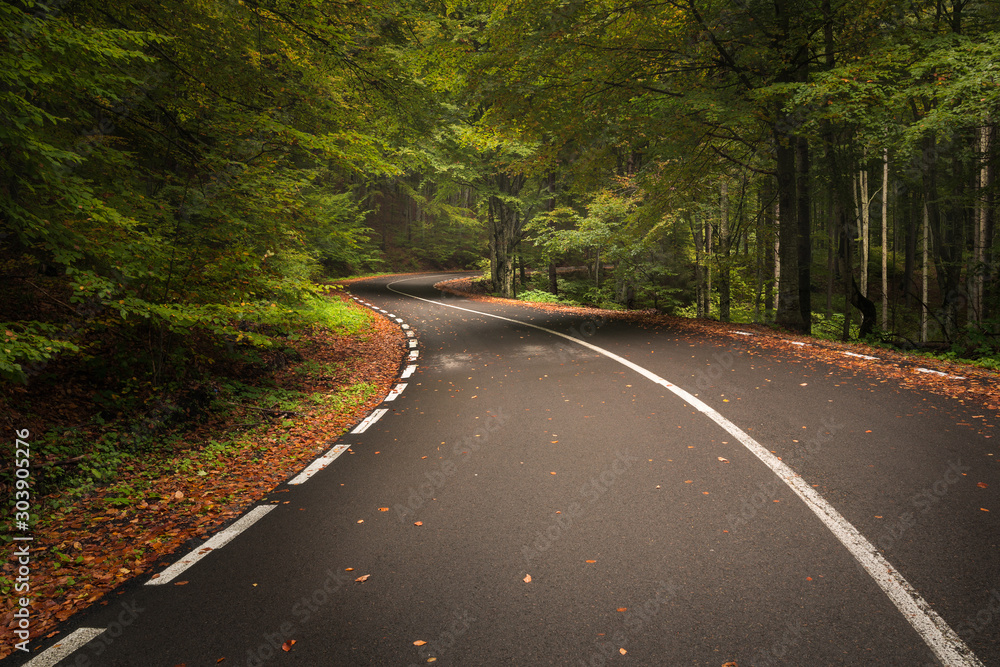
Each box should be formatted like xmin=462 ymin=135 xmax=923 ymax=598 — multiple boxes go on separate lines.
xmin=775 ymin=127 xmax=804 ymax=331
xmin=719 ymin=179 xmax=731 ymax=322
xmin=796 ymin=136 xmax=812 ymax=332
xmin=882 ymin=148 xmax=889 ymax=331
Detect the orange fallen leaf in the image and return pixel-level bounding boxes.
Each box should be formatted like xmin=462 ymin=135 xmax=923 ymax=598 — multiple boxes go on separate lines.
xmin=982 ymin=508 xmax=990 ymax=512
xmin=217 ymin=658 xmax=226 ymax=663
xmin=414 ymin=521 xmax=423 ymax=526
xmin=378 ymin=508 xmax=389 ymax=512
xmin=174 ymin=581 xmax=189 ymax=586
xmin=684 ymin=480 xmax=693 ymax=484
xmin=281 ymin=639 xmax=296 ymax=652
xmin=355 ymin=574 xmax=370 ymax=583
xmin=717 ymin=457 xmax=729 ymax=463
xmin=357 ymin=519 xmax=364 ymax=523
xmin=617 ymin=607 xmax=627 ymax=612
xmin=345 ymin=568 xmax=354 ymax=571
xmin=550 ymin=472 xmax=556 ymax=475
xmin=413 ymin=640 xmax=427 ymax=646
xmin=978 ymin=482 xmax=989 ymax=488
xmin=619 ymin=648 xmax=627 ymax=655
xmin=585 ymin=560 xmax=596 ymax=563
xmin=523 ymin=574 xmax=532 ymax=583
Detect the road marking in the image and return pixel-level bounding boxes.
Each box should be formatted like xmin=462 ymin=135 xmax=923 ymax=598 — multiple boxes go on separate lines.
xmin=384 ymin=383 xmax=407 ymax=401
xmin=387 ymin=276 xmax=984 ymax=667
xmin=147 ymin=505 xmax=276 ymax=585
xmin=408 ymin=350 xmax=419 ymax=361
xmin=401 ymin=364 xmax=417 ymax=379
xmin=916 ymin=367 xmax=965 ymax=380
xmin=408 ymin=340 xmax=418 ymax=348
xmin=352 ymin=408 xmax=388 ymax=434
xmin=843 ymin=351 xmax=880 ymax=360
xmin=23 ymin=627 xmax=106 ymax=667
xmin=396 ymin=318 xmax=404 ymax=323
xmin=288 ymin=443 xmax=351 ymax=485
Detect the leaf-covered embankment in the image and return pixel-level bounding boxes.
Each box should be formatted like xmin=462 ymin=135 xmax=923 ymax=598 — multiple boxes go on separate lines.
xmin=0 ymin=293 xmax=404 ymax=660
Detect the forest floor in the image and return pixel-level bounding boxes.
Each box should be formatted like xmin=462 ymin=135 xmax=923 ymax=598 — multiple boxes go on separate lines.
xmin=437 ymin=276 xmax=1000 ymax=413
xmin=0 ymin=291 xmax=405 ymax=661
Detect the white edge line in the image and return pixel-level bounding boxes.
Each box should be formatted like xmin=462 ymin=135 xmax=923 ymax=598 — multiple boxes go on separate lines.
xmin=408 ymin=350 xmax=419 ymax=361
xmin=23 ymin=627 xmax=106 ymax=667
xmin=146 ymin=505 xmax=276 ymax=585
xmin=288 ymin=443 xmax=351 ymax=485
xmin=352 ymin=408 xmax=388 ymax=434
xmin=385 ymin=277 xmax=984 ymax=667
xmin=383 ymin=383 xmax=407 ymax=402
xmin=401 ymin=364 xmax=417 ymax=378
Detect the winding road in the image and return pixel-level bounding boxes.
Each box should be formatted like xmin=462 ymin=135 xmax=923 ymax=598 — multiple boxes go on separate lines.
xmin=14 ymin=273 xmax=999 ymax=666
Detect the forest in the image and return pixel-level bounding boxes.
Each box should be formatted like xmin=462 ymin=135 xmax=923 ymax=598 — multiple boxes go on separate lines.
xmin=2 ymin=0 xmax=999 ymax=456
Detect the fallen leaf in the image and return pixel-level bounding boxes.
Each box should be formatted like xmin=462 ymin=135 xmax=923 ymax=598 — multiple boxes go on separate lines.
xmin=414 ymin=521 xmax=423 ymax=526
xmin=723 ymin=662 xmax=739 ymax=667
xmin=281 ymin=639 xmax=296 ymax=652
xmin=586 ymin=560 xmax=596 ymax=563
xmin=174 ymin=491 xmax=184 ymax=500
xmin=378 ymin=508 xmax=389 ymax=512
xmin=217 ymin=658 xmax=226 ymax=663
xmin=982 ymin=508 xmax=990 ymax=512
xmin=550 ymin=471 xmax=556 ymax=475
xmin=617 ymin=607 xmax=627 ymax=612
xmin=174 ymin=581 xmax=188 ymax=586
xmin=717 ymin=457 xmax=729 ymax=463
xmin=684 ymin=480 xmax=693 ymax=484
xmin=427 ymin=659 xmax=437 ymax=663
xmin=413 ymin=640 xmax=427 ymax=646
xmin=345 ymin=568 xmax=354 ymax=571
xmin=355 ymin=574 xmax=370 ymax=583
xmin=620 ymin=648 xmax=627 ymax=655
xmin=978 ymin=482 xmax=989 ymax=488
xmin=357 ymin=519 xmax=364 ymax=523
xmin=523 ymin=574 xmax=532 ymax=583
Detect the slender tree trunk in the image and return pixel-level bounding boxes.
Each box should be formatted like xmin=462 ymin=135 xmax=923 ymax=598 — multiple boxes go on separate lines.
xmin=705 ymin=217 xmax=712 ymax=317
xmin=692 ymin=214 xmax=705 ymax=318
xmin=882 ymin=148 xmax=889 ymax=330
xmin=922 ymin=200 xmax=929 ymax=343
xmin=796 ymin=136 xmax=812 ymax=332
xmin=775 ymin=129 xmax=805 ymax=331
xmin=719 ymin=179 xmax=731 ymax=322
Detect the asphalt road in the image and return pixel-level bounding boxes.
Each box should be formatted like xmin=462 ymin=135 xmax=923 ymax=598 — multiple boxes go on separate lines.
xmin=12 ymin=273 xmax=999 ymax=666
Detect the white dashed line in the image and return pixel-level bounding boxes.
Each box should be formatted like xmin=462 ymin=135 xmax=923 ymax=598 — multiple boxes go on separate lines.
xmin=386 ymin=276 xmax=984 ymax=667
xmin=147 ymin=505 xmax=276 ymax=585
xmin=735 ymin=331 xmax=753 ymax=335
xmin=23 ymin=627 xmax=106 ymax=667
xmin=408 ymin=340 xmax=418 ymax=348
xmin=352 ymin=408 xmax=388 ymax=434
xmin=383 ymin=383 xmax=407 ymax=401
xmin=842 ymin=351 xmax=880 ymax=360
xmin=401 ymin=364 xmax=417 ymax=379
xmin=408 ymin=350 xmax=419 ymax=361
xmin=288 ymin=443 xmax=351 ymax=485
xmin=916 ymin=368 xmax=965 ymax=380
